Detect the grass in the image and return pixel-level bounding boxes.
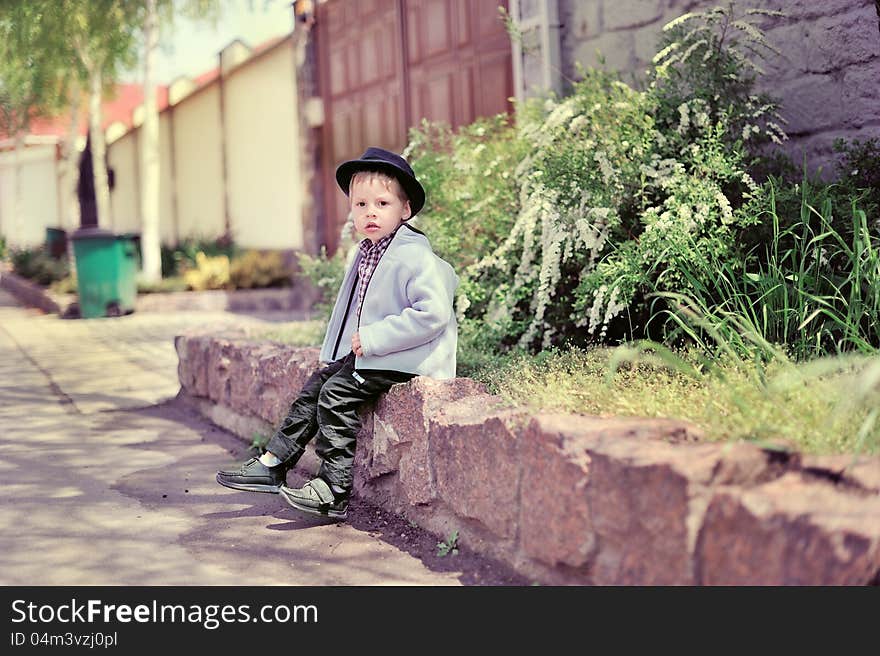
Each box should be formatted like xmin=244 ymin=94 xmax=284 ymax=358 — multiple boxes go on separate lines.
xmin=257 ymin=320 xmax=326 ymax=348
xmin=262 ymin=319 xmax=878 ymax=456
xmin=436 ymin=530 xmax=460 ymax=557
xmin=460 ymin=343 xmax=880 ymax=456
xmin=649 ymin=180 xmax=880 ymax=362
xmin=136 ymin=274 xmax=190 ymax=294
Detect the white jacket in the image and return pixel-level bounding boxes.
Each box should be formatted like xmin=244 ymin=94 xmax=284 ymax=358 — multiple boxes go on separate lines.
xmin=319 ymin=224 xmax=460 ymax=379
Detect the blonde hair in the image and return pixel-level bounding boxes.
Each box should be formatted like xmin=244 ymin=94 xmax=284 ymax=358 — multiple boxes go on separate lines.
xmin=349 ymin=169 xmax=409 ymax=204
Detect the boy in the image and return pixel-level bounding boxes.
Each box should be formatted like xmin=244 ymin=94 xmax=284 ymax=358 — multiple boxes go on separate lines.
xmin=216 ymin=147 xmax=459 ymax=520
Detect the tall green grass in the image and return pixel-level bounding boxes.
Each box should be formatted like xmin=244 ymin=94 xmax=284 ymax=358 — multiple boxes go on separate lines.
xmin=649 ymin=179 xmax=880 ymax=361
xmin=460 ymin=341 xmax=879 ymax=456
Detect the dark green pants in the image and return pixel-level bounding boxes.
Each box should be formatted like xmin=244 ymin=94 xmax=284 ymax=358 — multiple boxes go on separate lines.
xmin=265 ymin=351 xmax=415 ymax=493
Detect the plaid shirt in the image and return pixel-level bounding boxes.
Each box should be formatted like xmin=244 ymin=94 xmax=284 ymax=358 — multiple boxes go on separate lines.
xmin=356 ymin=229 xmax=397 ymax=322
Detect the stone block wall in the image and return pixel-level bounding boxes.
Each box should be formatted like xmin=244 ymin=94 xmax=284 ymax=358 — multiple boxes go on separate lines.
xmin=551 ymin=0 xmax=880 ymax=175
xmin=176 ymin=331 xmax=880 ymax=585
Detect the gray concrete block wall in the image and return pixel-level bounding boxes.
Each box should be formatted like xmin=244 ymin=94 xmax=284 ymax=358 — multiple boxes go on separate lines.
xmin=554 ymin=0 xmax=880 ymax=176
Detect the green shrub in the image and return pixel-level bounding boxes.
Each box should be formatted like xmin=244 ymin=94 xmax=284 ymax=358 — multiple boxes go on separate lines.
xmin=454 ymin=68 xmax=759 ymax=352
xmin=653 ymin=178 xmax=880 ymax=360
xmin=10 ymin=246 xmax=69 ymax=285
xmin=439 ymin=2 xmax=787 ymax=354
xmin=296 ymin=246 xmax=348 ymax=324
xmin=406 ymin=113 xmax=528 ymax=271
xmin=183 ymin=252 xmax=231 ymax=291
xmin=833 ymin=137 xmax=880 ymax=223
xmin=161 ymin=236 xmax=238 ymax=277
xmin=229 ymin=250 xmax=293 ymax=289
xmin=648 ymin=2 xmax=787 ymax=163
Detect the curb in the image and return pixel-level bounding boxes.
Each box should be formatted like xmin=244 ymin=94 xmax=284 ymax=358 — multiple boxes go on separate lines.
xmin=0 ymin=266 xmax=318 ymax=318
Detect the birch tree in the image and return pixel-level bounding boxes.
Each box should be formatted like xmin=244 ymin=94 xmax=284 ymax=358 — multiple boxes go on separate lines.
xmin=139 ymin=0 xmax=222 ymax=282
xmin=65 ymin=1 xmax=142 ymax=232
xmin=139 ymin=0 xmax=162 ymax=281
xmin=0 ymin=2 xmax=75 ymax=244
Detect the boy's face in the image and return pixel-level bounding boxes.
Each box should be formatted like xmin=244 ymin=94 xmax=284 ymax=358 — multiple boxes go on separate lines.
xmin=350 ymin=175 xmax=411 ymax=243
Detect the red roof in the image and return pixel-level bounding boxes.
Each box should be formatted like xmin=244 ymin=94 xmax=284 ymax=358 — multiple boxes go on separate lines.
xmin=9 ymin=83 xmax=169 ymax=140
xmin=7 ymin=33 xmax=289 ymax=142
xmin=184 ymin=35 xmax=288 ymax=95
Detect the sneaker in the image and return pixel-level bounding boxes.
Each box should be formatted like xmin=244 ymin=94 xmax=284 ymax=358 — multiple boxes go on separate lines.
xmin=279 ymin=477 xmax=349 ymax=519
xmin=216 ymin=457 xmax=286 ymax=493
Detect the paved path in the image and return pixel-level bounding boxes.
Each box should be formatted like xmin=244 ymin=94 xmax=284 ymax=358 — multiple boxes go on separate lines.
xmin=0 ymin=290 xmax=468 ymax=585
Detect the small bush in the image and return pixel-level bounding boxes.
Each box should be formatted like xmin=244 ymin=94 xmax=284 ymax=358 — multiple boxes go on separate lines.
xmin=162 ymin=236 xmax=238 ymax=278
xmin=137 ymin=275 xmax=189 ymax=294
xmin=648 ymin=2 xmax=787 ymax=162
xmin=10 ymin=246 xmax=69 ymax=285
xmin=229 ymin=250 xmax=294 ymax=289
xmin=296 ymin=246 xmax=347 ymax=323
xmin=833 ymin=137 xmax=880 ymax=223
xmin=49 ymin=273 xmax=77 ymax=294
xmin=294 ymin=217 xmax=355 ymax=322
xmin=183 ymin=252 xmax=231 ymax=291
xmin=406 ymin=114 xmax=529 ymax=271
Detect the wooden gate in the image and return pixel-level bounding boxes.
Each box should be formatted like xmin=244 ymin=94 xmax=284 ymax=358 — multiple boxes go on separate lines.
xmin=315 ymin=0 xmax=513 ymax=254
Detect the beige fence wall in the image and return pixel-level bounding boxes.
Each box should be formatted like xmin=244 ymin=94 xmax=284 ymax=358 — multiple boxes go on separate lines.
xmin=225 ymin=42 xmax=303 ymax=251
xmin=107 ymin=130 xmax=140 ymax=235
xmin=158 ymin=112 xmax=176 ymax=245
xmin=106 ymin=34 xmax=303 ymax=251
xmin=0 ymin=144 xmax=61 ymax=248
xmin=172 ymin=85 xmax=225 ymax=244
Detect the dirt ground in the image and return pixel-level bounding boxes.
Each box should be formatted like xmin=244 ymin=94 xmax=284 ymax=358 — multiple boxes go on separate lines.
xmin=214 ymin=415 xmax=532 ymax=587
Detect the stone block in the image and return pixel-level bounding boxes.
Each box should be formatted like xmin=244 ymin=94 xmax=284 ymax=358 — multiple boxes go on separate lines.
xmin=365 ymin=377 xmax=493 ymax=506
xmin=430 ymin=398 xmax=527 ymax=540
xmin=564 ymin=0 xmax=601 ymax=41
xmin=604 ymin=0 xmax=663 ymax=32
xmin=696 ymin=472 xmax=880 ymax=584
xmin=801 ymin=453 xmax=880 ymax=495
xmin=632 ymin=22 xmax=667 ymax=72
xmin=774 ymin=74 xmax=845 ymax=135
xmin=519 ymin=415 xmax=596 ymax=568
xmin=570 ymin=30 xmax=636 ymax=74
xmin=805 ymin=6 xmax=880 ymax=73
xmin=710 ymin=441 xmax=777 ymax=486
xmin=775 ymin=0 xmax=872 ymax=21
xmin=586 ymin=433 xmax=717 ymax=585
xmin=841 ymin=64 xmax=880 ymax=129
xmin=174 ymin=335 xmax=211 ymax=398
xmin=223 ymin=342 xmax=261 ymax=416
xmin=666 ymin=1 xmax=709 ymax=14
xmin=762 ymin=21 xmax=808 ymax=81
xmin=250 ymin=346 xmax=320 ymax=423
xmin=520 ymin=413 xmax=714 ymax=583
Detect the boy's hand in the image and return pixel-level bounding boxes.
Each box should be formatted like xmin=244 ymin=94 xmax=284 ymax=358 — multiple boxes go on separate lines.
xmin=352 ymin=332 xmax=364 ymax=357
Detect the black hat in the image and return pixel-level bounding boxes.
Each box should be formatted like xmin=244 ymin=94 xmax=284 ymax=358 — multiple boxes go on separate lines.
xmin=335 ymin=147 xmax=426 ymax=217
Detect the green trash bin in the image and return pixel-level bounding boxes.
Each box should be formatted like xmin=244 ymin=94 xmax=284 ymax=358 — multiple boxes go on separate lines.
xmin=45 ymin=227 xmax=68 ymax=259
xmin=71 ymin=227 xmax=138 ymax=319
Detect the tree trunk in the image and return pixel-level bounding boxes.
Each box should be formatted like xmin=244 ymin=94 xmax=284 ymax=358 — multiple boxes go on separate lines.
xmin=140 ymin=0 xmax=162 ymax=282
xmin=88 ymin=65 xmax=113 ymax=230
xmin=12 ymin=132 xmax=24 ymax=246
xmin=63 ymin=81 xmax=82 ymax=235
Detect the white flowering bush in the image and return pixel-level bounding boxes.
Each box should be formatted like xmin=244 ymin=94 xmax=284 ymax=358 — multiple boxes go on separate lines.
xmin=406 ymin=114 xmax=528 ymax=271
xmin=451 ymin=69 xmax=760 ymax=351
xmin=407 ymin=2 xmax=787 ymax=354
xmin=649 ymin=3 xmax=788 ymax=160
